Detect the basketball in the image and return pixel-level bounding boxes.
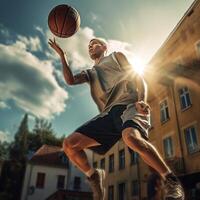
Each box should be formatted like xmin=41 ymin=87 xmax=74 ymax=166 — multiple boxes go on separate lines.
xmin=48 ymin=4 xmax=80 ymax=38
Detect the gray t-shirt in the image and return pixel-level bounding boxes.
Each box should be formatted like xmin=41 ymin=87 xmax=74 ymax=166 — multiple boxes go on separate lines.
xmin=83 ymin=52 xmax=139 ymax=113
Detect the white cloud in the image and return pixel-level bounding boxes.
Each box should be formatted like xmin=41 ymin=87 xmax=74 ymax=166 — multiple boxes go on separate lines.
xmin=0 ymin=101 xmax=10 ymax=109
xmin=0 ymin=37 xmax=68 ymax=118
xmin=17 ymin=35 xmax=42 ymax=52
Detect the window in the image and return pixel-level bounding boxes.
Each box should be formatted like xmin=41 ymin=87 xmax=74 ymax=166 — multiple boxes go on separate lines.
xmin=109 ymin=154 xmax=114 ymax=173
xmin=73 ymin=176 xmax=81 ymax=190
xmin=184 ymin=126 xmax=199 ymax=154
xmin=179 ymin=87 xmax=191 ymax=110
xmin=160 ymin=99 xmax=169 ymax=123
xmin=119 ymin=149 xmax=125 ymax=169
xmin=130 ymin=150 xmax=138 ymax=165
xmin=108 ymin=185 xmax=114 ymax=200
xmin=93 ymin=161 xmax=97 ymax=168
xmin=57 ymin=175 xmax=65 ymax=189
xmin=118 ymin=182 xmax=126 ymax=200
xmin=131 ymin=181 xmax=139 ymax=196
xmin=36 ymin=172 xmax=45 ymax=189
xmin=100 ymin=158 xmax=105 ymax=169
xmin=163 ymin=136 xmax=174 ymax=158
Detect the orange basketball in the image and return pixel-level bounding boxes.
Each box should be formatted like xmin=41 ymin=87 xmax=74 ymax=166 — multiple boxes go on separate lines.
xmin=48 ymin=4 xmax=80 ymax=38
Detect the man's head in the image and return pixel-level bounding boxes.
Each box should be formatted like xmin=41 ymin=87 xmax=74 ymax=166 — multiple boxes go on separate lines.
xmin=88 ymin=38 xmax=107 ymax=60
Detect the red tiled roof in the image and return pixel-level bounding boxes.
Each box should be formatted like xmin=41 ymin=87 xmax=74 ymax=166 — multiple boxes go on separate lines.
xmin=29 ymin=144 xmax=68 ymax=168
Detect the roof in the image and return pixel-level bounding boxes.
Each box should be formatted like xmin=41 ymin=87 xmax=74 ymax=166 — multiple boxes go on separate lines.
xmin=29 ymin=144 xmax=69 ymax=168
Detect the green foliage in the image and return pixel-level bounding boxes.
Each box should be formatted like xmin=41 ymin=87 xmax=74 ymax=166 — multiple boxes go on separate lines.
xmin=0 ymin=141 xmax=10 ymax=160
xmin=28 ymin=117 xmax=63 ymax=151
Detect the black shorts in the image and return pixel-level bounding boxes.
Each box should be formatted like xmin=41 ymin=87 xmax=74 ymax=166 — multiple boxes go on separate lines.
xmin=75 ymin=104 xmax=149 ymax=155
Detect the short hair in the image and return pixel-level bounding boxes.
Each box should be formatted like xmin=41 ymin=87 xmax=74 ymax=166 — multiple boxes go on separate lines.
xmin=89 ymin=37 xmax=107 ymax=47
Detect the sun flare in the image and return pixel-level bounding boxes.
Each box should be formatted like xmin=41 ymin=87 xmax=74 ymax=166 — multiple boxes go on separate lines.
xmin=129 ymin=56 xmax=146 ymax=75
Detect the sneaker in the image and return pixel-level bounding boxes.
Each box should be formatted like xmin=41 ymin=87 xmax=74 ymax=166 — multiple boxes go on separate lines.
xmin=87 ymin=169 xmax=105 ymax=200
xmin=164 ymin=173 xmax=185 ymax=200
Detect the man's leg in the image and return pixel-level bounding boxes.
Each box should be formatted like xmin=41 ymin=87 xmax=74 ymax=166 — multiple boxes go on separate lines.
xmin=63 ymin=132 xmax=105 ymax=200
xmin=122 ymin=127 xmax=170 ymax=175
xmin=63 ymin=132 xmax=100 ymax=175
xmin=122 ymin=127 xmax=185 ymax=199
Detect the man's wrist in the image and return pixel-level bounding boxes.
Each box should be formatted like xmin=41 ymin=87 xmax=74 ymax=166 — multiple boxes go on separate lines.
xmin=59 ymin=52 xmax=65 ymax=58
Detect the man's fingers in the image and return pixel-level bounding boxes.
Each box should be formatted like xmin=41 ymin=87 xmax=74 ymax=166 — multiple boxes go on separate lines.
xmin=48 ymin=42 xmax=53 ymax=47
xmin=49 ymin=39 xmax=53 ymax=43
xmin=135 ymin=102 xmax=151 ymax=114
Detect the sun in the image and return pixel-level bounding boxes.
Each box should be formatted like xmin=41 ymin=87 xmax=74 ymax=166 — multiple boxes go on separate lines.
xmin=129 ymin=56 xmax=146 ymax=75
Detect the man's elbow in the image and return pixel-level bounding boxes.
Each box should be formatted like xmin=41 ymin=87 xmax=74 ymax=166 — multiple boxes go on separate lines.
xmin=65 ymin=77 xmax=75 ymax=85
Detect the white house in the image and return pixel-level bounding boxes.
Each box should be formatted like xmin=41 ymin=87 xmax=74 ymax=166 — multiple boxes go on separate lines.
xmin=21 ymin=145 xmax=69 ymax=200
xmin=21 ymin=145 xmax=93 ymax=200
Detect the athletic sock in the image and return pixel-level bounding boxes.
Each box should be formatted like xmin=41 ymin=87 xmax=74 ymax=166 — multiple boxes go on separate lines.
xmin=85 ymin=168 xmax=96 ymax=178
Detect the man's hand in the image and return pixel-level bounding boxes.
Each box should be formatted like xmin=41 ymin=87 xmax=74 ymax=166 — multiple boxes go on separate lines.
xmin=48 ymin=38 xmax=64 ymax=57
xmin=135 ymin=101 xmax=151 ymax=115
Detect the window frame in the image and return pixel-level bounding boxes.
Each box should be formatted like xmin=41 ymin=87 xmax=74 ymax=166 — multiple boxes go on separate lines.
xmin=160 ymin=98 xmax=170 ymax=124
xmin=131 ymin=180 xmax=139 ymax=196
xmin=57 ymin=175 xmax=65 ymax=189
xmin=73 ymin=176 xmax=81 ymax=190
xmin=36 ymin=172 xmax=45 ymax=189
xmin=119 ymin=149 xmax=125 ymax=170
xmin=108 ymin=185 xmax=114 ymax=200
xmin=118 ymin=182 xmax=126 ymax=200
xmin=184 ymin=125 xmax=199 ymax=154
xmin=109 ymin=154 xmax=114 ymax=173
xmin=130 ymin=150 xmax=138 ymax=165
xmin=179 ymin=86 xmax=192 ymax=111
xmin=100 ymin=158 xmax=105 ymax=169
xmin=163 ymin=136 xmax=174 ymax=159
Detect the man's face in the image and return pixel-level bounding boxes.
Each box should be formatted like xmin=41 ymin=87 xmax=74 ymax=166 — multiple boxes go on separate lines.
xmin=88 ymin=40 xmax=106 ymax=60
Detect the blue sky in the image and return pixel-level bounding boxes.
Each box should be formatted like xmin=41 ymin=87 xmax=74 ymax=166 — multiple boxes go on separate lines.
xmin=0 ymin=0 xmax=194 ymax=141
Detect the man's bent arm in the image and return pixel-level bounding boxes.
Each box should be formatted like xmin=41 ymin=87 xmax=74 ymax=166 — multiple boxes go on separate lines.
xmin=60 ymin=54 xmax=88 ymax=85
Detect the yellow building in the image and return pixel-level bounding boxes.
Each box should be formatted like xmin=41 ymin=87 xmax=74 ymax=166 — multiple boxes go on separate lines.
xmin=93 ymin=0 xmax=200 ymax=199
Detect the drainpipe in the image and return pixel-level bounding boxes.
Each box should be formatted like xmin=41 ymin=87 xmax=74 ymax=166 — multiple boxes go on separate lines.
xmin=170 ymin=82 xmax=186 ymax=174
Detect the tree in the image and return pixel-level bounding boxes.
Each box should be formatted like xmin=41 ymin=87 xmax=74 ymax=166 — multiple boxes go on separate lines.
xmin=9 ymin=114 xmax=29 ymax=161
xmin=28 ymin=118 xmax=63 ymax=152
xmin=0 ymin=141 xmax=10 ymax=160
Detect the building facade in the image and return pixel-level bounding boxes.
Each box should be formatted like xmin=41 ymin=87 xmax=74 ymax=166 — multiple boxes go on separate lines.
xmin=93 ymin=0 xmax=200 ymax=199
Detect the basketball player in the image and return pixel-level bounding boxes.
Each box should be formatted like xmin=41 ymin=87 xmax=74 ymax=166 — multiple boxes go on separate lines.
xmin=49 ymin=38 xmax=185 ymax=200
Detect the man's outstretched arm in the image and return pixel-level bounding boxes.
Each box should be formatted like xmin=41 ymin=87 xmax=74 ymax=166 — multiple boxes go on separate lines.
xmin=48 ymin=38 xmax=88 ymax=85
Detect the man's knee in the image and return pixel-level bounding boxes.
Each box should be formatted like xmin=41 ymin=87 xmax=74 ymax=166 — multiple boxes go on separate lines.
xmin=122 ymin=128 xmax=147 ymax=152
xmin=62 ymin=133 xmax=83 ymax=153
xmin=122 ymin=128 xmax=139 ymax=144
